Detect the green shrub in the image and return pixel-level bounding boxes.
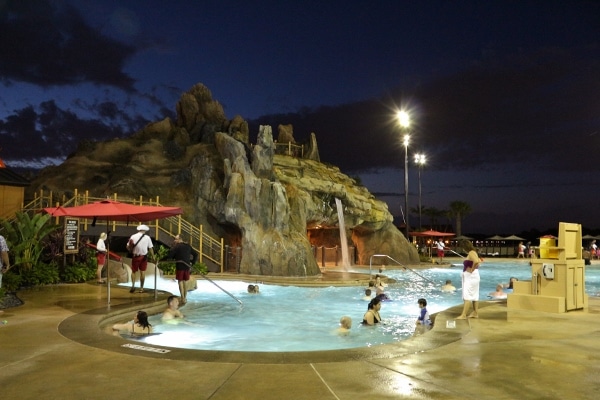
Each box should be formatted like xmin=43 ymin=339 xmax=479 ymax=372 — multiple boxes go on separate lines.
xmin=192 ymin=262 xmax=208 ymax=275
xmin=1 ymin=212 xmax=58 ymax=270
xmin=159 ymin=261 xmax=176 ymax=275
xmin=419 ymin=254 xmax=431 ymax=263
xmin=19 ymin=263 xmax=60 ymax=287
xmin=1 ymin=271 xmax=21 ymax=292
xmin=60 ymin=260 xmax=96 ymax=283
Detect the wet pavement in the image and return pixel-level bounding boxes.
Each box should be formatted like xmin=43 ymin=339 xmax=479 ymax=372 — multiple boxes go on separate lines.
xmin=2 ymin=269 xmax=600 ymax=399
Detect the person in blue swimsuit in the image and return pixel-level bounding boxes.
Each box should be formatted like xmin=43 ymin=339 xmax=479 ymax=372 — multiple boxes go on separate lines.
xmin=416 ymin=298 xmax=432 ymax=327
xmin=414 ymin=298 xmax=432 ymax=336
xmin=362 ymin=297 xmax=382 ymax=326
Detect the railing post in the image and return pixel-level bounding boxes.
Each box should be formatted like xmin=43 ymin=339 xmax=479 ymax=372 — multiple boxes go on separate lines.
xmin=198 ymin=225 xmax=203 ymax=263
xmin=220 ymin=237 xmax=225 ymax=273
xmin=53 ymin=202 xmax=60 ymax=224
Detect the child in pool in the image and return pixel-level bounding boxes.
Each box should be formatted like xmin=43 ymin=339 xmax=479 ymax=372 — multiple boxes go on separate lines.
xmin=441 ymin=279 xmax=456 ymax=292
xmin=415 ymin=298 xmax=432 ymax=331
xmin=489 ymin=284 xmax=507 ymax=299
xmin=336 ymin=316 xmax=352 ymax=336
xmin=247 ymin=284 xmax=260 ymax=293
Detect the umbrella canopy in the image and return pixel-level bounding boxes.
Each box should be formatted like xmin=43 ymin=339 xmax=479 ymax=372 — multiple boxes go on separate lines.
xmin=44 ymin=200 xmax=182 ymax=222
xmin=454 ymin=235 xmax=474 ymax=240
xmin=486 ymin=235 xmax=505 ymax=240
xmin=582 ymin=234 xmax=598 ymax=240
xmin=504 ymin=234 xmax=526 ymax=241
xmin=44 ymin=199 xmax=183 ymax=306
xmin=410 ymin=230 xmax=455 ymax=237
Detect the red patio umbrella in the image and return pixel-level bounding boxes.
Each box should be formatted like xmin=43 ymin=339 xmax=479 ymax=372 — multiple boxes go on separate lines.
xmin=44 ymin=200 xmax=183 ymax=304
xmin=409 ymin=230 xmax=455 ymax=259
xmin=44 ymin=199 xmax=182 ymax=222
xmin=409 ymin=230 xmax=455 ymax=237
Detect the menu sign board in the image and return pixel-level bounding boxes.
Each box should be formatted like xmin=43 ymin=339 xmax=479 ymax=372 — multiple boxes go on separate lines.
xmin=64 ymin=218 xmax=79 ymax=254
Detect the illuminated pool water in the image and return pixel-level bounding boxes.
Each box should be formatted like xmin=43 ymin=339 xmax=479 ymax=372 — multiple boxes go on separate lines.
xmin=128 ymin=262 xmax=600 ymax=352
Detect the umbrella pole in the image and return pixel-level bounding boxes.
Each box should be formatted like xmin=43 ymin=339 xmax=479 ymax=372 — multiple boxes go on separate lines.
xmin=154 ymin=260 xmax=158 ymax=302
xmin=106 ymin=221 xmax=111 ymax=306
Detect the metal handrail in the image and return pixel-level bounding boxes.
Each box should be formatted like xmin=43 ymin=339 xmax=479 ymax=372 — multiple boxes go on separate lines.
xmin=274 ymin=142 xmax=304 ymax=157
xmin=173 ymin=261 xmax=242 ymax=305
xmin=369 ymin=254 xmax=437 ymax=285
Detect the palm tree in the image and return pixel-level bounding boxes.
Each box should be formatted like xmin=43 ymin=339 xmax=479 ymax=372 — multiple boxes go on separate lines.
xmin=422 ymin=207 xmax=446 ymax=230
xmin=410 ymin=206 xmax=424 ymax=230
xmin=448 ymin=201 xmax=472 ymax=236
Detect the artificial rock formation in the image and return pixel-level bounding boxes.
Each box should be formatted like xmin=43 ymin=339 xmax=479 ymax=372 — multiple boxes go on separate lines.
xmin=27 ymin=83 xmax=419 ymax=276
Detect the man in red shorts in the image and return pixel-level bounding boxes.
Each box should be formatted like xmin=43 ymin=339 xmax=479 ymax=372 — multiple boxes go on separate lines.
xmin=127 ymin=224 xmax=155 ymax=293
xmin=167 ymin=235 xmax=198 ymax=305
xmin=435 ymin=238 xmax=445 ymax=264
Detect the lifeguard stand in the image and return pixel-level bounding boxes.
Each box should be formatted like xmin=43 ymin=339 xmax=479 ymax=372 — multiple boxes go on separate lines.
xmin=508 ymin=222 xmax=587 ymax=313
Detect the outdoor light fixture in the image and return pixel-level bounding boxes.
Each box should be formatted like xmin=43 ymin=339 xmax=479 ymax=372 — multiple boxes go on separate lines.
xmin=397 ymin=111 xmax=410 ymax=239
xmin=414 ymin=153 xmax=426 ymax=230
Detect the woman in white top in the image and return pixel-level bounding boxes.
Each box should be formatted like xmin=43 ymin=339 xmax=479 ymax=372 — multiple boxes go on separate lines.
xmin=96 ymin=233 xmax=107 ymax=284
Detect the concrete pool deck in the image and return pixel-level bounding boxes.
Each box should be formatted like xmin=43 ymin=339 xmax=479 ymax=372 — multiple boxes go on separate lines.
xmin=2 ymin=262 xmax=600 ymax=399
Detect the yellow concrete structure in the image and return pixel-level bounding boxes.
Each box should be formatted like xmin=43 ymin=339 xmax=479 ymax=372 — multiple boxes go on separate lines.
xmin=508 ymin=222 xmax=587 ymax=313
xmin=539 ymin=236 xmax=557 ymax=258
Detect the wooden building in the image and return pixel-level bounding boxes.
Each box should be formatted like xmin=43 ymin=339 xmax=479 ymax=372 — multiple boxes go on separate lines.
xmin=0 ymin=158 xmax=30 ymax=220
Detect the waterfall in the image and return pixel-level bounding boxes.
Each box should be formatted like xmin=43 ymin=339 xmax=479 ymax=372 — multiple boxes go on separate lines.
xmin=335 ymin=198 xmax=350 ymax=270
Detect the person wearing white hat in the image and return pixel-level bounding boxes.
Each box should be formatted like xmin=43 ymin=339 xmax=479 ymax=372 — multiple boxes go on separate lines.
xmin=127 ymin=224 xmax=154 ymax=293
xmin=96 ymin=232 xmax=107 ymax=284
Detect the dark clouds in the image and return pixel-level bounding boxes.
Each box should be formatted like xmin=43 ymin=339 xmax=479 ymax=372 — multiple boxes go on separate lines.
xmin=0 ymin=100 xmax=148 ymax=164
xmin=252 ymin=45 xmax=600 ymax=176
xmin=0 ymin=0 xmax=136 ymax=90
xmin=0 ymin=0 xmax=599 ymax=233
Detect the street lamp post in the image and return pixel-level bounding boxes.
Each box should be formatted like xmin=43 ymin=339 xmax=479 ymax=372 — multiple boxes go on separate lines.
xmin=397 ymin=111 xmax=410 ymax=239
xmin=414 ymin=154 xmax=426 ymax=230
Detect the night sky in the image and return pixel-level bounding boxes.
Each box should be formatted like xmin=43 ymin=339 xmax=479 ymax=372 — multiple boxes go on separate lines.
xmin=1 ymin=0 xmax=599 ymax=235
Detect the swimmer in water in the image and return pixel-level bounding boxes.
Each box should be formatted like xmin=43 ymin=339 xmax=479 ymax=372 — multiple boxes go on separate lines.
xmin=336 ymin=316 xmax=352 ymax=336
xmin=362 ymin=297 xmax=382 ymax=326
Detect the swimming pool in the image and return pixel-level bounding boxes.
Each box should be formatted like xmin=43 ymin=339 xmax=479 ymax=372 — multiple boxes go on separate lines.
xmin=127 ymin=261 xmax=600 ymax=352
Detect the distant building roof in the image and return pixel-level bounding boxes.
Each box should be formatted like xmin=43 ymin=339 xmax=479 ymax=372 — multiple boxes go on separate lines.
xmin=0 ymin=166 xmax=30 ymax=187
